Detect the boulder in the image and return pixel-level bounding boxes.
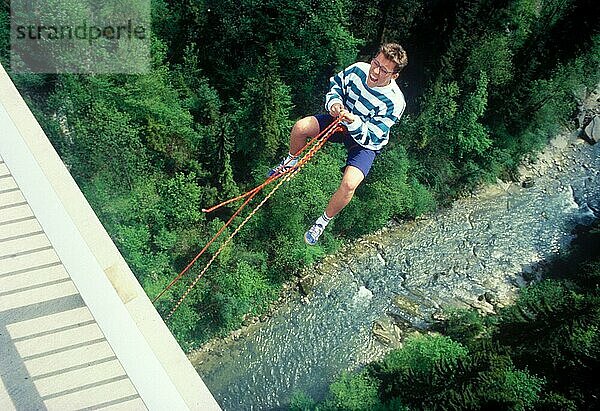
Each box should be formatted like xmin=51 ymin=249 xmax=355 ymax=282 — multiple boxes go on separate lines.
xmin=584 ymin=115 xmax=599 ymax=143
xmin=392 ymin=295 xmax=422 ymax=318
xmin=521 ymin=177 xmax=535 ymax=188
xmin=372 ymin=317 xmax=403 ymax=347
xmin=483 ymin=291 xmax=497 ymax=305
xmin=299 ymin=275 xmax=316 ymax=295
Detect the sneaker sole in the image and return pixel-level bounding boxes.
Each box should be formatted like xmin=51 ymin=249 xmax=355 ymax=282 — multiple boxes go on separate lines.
xmin=304 ymin=233 xmax=317 ymax=246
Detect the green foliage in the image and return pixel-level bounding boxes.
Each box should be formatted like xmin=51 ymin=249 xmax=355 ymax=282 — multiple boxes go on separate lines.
xmin=505 ymin=0 xmax=541 ymax=49
xmin=407 ymin=0 xmax=598 ymax=199
xmin=158 ymin=172 xmax=203 ymax=228
xmin=364 ymin=335 xmax=544 ymax=410
xmin=230 ymin=49 xmax=294 ymax=175
xmin=0 ymin=7 xmax=8 ymax=67
xmin=289 ymin=390 xmax=317 ymax=411
xmin=483 ymin=368 xmax=544 ymax=410
xmin=497 ymin=279 xmax=593 ymax=372
xmin=175 ymin=0 xmax=361 ymax=114
xmin=171 ymin=43 xmax=222 ymax=125
xmin=464 ymin=35 xmax=513 ymax=87
xmin=326 ymin=370 xmax=381 ymax=411
xmin=336 ymin=144 xmax=434 ymax=236
xmin=453 ymin=71 xmax=492 ymax=157
xmin=46 ymin=75 xmax=147 ymax=185
xmin=165 ymin=298 xmax=201 ymax=352
xmin=377 ymin=334 xmax=469 ymax=381
xmin=261 ymin=150 xmax=342 ymax=280
xmin=419 ymin=72 xmax=491 ymax=159
xmin=413 ymin=71 xmax=494 ymax=198
xmin=416 ymin=80 xmax=461 ymax=150
xmin=442 ymin=308 xmax=487 ymax=346
xmin=493 ymin=223 xmax=600 ymax=409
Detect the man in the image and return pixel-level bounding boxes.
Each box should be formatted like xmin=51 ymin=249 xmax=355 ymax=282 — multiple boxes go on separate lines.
xmin=269 ymin=43 xmax=408 ymax=245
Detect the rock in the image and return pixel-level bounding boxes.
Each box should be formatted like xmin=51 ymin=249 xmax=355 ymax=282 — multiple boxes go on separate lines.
xmin=357 ymin=285 xmax=373 ymax=300
xmin=299 ymin=275 xmax=315 ymax=295
xmin=431 ymin=310 xmax=447 ymax=322
xmin=483 ymin=292 xmax=497 ymax=305
xmin=465 ymin=297 xmax=495 ymax=314
xmin=576 ymin=108 xmax=586 ymax=128
xmin=577 ymin=203 xmax=597 ymax=226
xmin=584 ymin=115 xmax=599 ymax=143
xmin=521 ymin=177 xmax=535 ymax=188
xmin=392 ymin=295 xmax=422 ymax=317
xmin=496 ymin=178 xmax=511 ymax=191
xmin=550 ymin=135 xmax=568 ymax=149
xmin=372 ymin=317 xmax=403 ymax=347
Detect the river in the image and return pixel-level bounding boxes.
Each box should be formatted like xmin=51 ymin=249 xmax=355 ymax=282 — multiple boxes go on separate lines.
xmin=191 ymin=128 xmax=600 ymax=410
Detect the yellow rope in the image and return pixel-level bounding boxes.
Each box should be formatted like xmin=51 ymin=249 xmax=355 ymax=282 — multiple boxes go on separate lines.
xmin=165 ymin=127 xmax=337 ymax=320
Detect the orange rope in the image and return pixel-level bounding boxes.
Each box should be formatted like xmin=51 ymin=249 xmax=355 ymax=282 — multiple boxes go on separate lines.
xmin=202 ymin=118 xmax=343 ymax=214
xmin=152 ymin=118 xmax=344 ymax=318
xmin=151 ymin=186 xmax=259 ymax=303
xmin=152 ymin=118 xmax=342 ymax=305
xmin=164 ymin=122 xmax=344 ymax=320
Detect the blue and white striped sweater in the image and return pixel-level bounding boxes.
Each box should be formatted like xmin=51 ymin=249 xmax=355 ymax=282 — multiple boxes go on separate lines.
xmin=325 ymin=62 xmax=406 ymax=151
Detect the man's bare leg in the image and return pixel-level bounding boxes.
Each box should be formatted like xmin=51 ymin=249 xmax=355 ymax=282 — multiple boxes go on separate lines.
xmin=289 ymin=116 xmax=320 ymax=156
xmin=305 ymin=165 xmax=365 ymax=245
xmin=325 ymin=165 xmax=364 ymax=217
xmin=269 ymin=116 xmax=320 ymax=176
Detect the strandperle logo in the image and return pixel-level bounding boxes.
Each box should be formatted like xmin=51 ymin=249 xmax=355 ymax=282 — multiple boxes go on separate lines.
xmin=14 ymin=19 xmax=147 ymax=46
xmin=10 ymin=0 xmax=150 ymax=74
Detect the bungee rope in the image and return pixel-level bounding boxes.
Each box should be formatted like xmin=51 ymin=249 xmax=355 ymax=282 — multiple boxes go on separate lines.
xmin=153 ymin=117 xmax=344 ymax=320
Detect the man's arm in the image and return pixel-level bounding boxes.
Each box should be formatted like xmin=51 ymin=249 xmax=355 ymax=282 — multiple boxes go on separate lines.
xmin=325 ymin=69 xmax=346 ymax=115
xmin=341 ymin=100 xmax=405 ymax=149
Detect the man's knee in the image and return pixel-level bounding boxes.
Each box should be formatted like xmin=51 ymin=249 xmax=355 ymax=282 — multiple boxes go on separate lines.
xmin=340 ymin=166 xmax=364 ymax=194
xmin=340 ymin=176 xmax=363 ymax=194
xmin=340 ymin=179 xmax=360 ymax=195
xmin=292 ymin=116 xmax=319 ymax=137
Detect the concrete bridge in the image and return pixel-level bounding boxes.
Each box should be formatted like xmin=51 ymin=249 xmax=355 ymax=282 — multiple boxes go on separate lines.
xmin=0 ymin=64 xmax=221 ymax=410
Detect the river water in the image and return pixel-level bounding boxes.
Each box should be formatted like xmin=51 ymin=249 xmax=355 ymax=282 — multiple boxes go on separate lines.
xmin=192 ymin=132 xmax=600 ymax=410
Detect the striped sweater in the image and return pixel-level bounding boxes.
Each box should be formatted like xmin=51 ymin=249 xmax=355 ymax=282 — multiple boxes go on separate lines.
xmin=325 ymin=62 xmax=406 ymax=151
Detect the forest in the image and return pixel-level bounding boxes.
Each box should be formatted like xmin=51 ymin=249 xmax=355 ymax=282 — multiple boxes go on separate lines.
xmin=1 ymin=0 xmax=599 ymax=395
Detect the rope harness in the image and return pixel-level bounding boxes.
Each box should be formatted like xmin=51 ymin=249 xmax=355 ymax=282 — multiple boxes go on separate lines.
xmin=153 ymin=117 xmax=345 ymax=320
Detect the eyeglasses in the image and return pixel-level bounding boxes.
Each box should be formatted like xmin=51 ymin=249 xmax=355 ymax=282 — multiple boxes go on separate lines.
xmin=370 ymin=58 xmax=395 ymax=76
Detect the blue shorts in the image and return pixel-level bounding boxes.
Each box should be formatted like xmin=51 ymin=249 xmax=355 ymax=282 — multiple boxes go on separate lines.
xmin=315 ymin=113 xmax=380 ymax=178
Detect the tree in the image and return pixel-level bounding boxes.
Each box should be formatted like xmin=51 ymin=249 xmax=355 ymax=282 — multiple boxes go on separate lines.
xmin=0 ymin=7 xmax=9 ymax=67
xmin=326 ymin=370 xmax=381 ymax=411
xmin=230 ymin=48 xmax=294 ymax=176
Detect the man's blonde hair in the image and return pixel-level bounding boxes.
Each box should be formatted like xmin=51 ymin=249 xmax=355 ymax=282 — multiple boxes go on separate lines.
xmin=380 ymin=43 xmax=408 ymax=73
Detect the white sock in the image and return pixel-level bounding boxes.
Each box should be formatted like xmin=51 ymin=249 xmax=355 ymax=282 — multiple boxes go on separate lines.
xmin=315 ymin=211 xmax=332 ymax=228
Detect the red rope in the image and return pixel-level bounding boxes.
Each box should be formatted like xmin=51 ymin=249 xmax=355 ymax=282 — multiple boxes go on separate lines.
xmin=152 ymin=118 xmax=344 ymax=316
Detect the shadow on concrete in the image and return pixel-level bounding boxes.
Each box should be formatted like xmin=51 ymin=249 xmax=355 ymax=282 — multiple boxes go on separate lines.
xmin=0 ymin=294 xmax=85 ymax=410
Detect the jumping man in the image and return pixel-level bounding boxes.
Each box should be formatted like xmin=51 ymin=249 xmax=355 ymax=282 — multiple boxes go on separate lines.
xmin=269 ymin=43 xmax=408 ymax=245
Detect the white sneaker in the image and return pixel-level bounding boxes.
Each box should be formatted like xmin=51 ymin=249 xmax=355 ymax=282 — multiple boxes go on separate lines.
xmin=304 ymin=223 xmax=324 ymax=245
xmin=267 ymin=157 xmax=297 ymax=177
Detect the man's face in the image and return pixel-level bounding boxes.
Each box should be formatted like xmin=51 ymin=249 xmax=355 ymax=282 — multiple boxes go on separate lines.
xmin=366 ymin=53 xmax=399 ymax=88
